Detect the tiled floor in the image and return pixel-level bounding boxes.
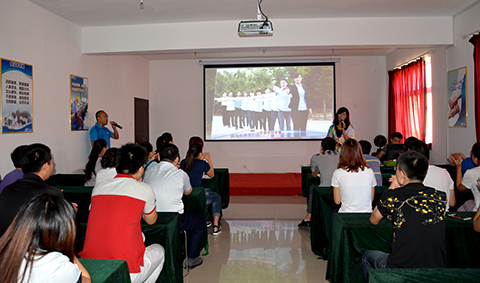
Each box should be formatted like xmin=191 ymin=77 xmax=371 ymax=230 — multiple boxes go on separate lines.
xmin=184 ymin=195 xmax=329 ymax=282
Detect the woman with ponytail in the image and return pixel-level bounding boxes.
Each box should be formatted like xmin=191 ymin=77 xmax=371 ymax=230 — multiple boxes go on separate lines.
xmin=180 ymin=138 xmax=222 ymax=236
xmin=84 ymin=139 xmax=108 ymax=186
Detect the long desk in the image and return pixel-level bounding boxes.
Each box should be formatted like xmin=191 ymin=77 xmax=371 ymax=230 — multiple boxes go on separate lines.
xmin=368 ymin=268 xmax=480 ymax=283
xmin=183 ymin=187 xmax=209 ymax=254
xmin=47 ymin=173 xmax=86 ymax=186
xmin=201 ymin=168 xmax=230 ymax=209
xmin=301 ymin=166 xmax=318 ymax=197
xmin=56 ymin=185 xmax=93 ymax=210
xmin=310 ymin=186 xmax=388 ymax=258
xmin=79 ymin=258 xmax=131 ymax=283
xmin=326 ymin=212 xmax=480 ymax=283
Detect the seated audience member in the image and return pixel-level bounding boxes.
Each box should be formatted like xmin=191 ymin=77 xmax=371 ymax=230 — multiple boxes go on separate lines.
xmin=362 ymin=151 xmax=447 ymax=281
xmin=359 ymin=140 xmax=383 ymax=186
xmin=403 ymin=136 xmax=419 ymax=151
xmin=156 ymin=132 xmax=174 ymax=152
xmin=80 ymin=143 xmax=165 ymax=283
xmin=143 ymin=144 xmax=205 ymax=269
xmin=141 ymin=141 xmax=160 ymax=175
xmin=333 ymin=139 xmax=376 ymax=213
xmin=0 ymin=195 xmax=91 ymax=283
xmin=0 ymin=143 xmax=64 ymax=238
xmin=449 ymin=143 xmax=480 ymax=211
xmin=0 ymin=144 xmax=28 ymax=194
xmin=449 ymin=142 xmax=480 ymax=176
xmin=84 ymin=139 xmax=108 ymax=186
xmin=474 ymin=184 xmax=480 ymax=232
xmin=375 ymin=132 xmax=403 ymax=160
xmin=409 ymin=140 xmax=455 ymax=210
xmin=298 ymin=137 xmax=339 ymax=228
xmin=180 ymin=140 xmax=223 ymax=235
xmin=95 ymin=147 xmax=118 ymax=185
xmin=154 ymin=132 xmax=174 ymax=163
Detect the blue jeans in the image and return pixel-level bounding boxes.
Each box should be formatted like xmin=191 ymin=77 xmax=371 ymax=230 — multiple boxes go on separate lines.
xmin=205 ymin=189 xmax=222 ymax=217
xmin=362 ymin=250 xmax=390 ymax=282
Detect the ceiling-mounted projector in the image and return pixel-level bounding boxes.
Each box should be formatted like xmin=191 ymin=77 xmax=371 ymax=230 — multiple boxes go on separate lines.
xmin=238 ymin=20 xmax=273 ymax=37
xmin=238 ymin=0 xmax=272 ymax=37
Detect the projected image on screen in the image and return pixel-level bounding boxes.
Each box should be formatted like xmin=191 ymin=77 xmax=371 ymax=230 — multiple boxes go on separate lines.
xmin=204 ymin=63 xmax=335 ymax=141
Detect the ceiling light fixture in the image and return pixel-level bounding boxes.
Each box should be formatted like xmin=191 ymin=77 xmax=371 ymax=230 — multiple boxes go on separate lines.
xmin=139 ymin=0 xmax=144 ymax=10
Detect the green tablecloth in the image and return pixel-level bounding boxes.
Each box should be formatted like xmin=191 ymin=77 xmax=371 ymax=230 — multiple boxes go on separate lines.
xmin=56 ymin=185 xmax=93 ymax=210
xmin=369 ymin=268 xmax=480 ymax=283
xmin=201 ymin=168 xmax=230 ymax=209
xmin=47 ymin=173 xmax=86 ymax=186
xmin=301 ymin=166 xmax=315 ymax=197
xmin=326 ymin=212 xmax=480 ymax=283
xmin=310 ymin=186 xmax=388 ymax=258
xmin=142 ymin=213 xmax=182 ymax=283
xmin=182 ymin=187 xmax=209 ymax=254
xmin=79 ymin=258 xmax=131 ymax=283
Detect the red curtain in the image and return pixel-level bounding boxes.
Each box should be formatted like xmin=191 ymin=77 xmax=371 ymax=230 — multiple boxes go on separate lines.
xmin=470 ymin=34 xmax=480 ymax=142
xmin=388 ymin=59 xmax=426 ymax=141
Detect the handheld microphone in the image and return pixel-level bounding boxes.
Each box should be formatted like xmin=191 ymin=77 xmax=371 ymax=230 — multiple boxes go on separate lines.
xmin=110 ymin=121 xmax=123 ymax=129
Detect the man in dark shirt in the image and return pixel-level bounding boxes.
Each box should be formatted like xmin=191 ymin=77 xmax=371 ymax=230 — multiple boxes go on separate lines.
xmin=0 ymin=143 xmax=63 ymax=237
xmin=362 ymin=151 xmax=447 ymax=281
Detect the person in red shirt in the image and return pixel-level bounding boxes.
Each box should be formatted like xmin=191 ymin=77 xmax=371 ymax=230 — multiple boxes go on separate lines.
xmin=80 ymin=143 xmax=164 ymax=283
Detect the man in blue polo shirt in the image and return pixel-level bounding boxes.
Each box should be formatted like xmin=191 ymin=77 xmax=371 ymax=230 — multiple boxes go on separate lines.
xmin=89 ymin=110 xmax=119 ymax=148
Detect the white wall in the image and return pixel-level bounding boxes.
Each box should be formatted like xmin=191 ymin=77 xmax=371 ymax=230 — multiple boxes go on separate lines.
xmin=0 ymin=0 xmax=149 ymax=176
xmin=446 ymin=2 xmax=480 ymax=155
xmin=83 ymin=17 xmax=453 ymax=54
xmin=149 ymin=56 xmax=386 ymax=173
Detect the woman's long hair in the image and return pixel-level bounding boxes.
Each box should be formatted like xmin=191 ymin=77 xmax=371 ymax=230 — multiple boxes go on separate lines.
xmin=332 ymin=107 xmax=351 ymax=127
xmin=184 ymin=142 xmax=203 ymax=174
xmin=0 ymin=195 xmax=77 ymax=283
xmin=188 ymin=136 xmax=204 ymax=149
xmin=85 ymin=139 xmax=107 ymax=182
xmin=337 ymin=139 xmax=368 ymax=172
xmin=100 ymin=147 xmax=119 ymax=168
xmin=156 ymin=132 xmax=173 ymax=152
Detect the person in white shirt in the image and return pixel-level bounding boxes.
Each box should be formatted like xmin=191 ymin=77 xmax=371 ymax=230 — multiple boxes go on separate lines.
xmin=450 ymin=144 xmax=480 ymax=211
xmin=0 ymin=194 xmax=91 ymax=283
xmin=95 ymin=147 xmax=119 ymax=185
xmin=143 ymin=144 xmax=206 ymax=269
xmin=332 ymin=139 xmax=376 ymax=213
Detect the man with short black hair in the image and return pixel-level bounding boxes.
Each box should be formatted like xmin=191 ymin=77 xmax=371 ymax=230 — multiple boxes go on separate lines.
xmin=80 ymin=143 xmax=164 ymax=283
xmin=144 ymin=144 xmax=206 ymax=269
xmin=375 ymin=132 xmax=404 ymax=160
xmin=359 ymin=140 xmax=382 ymax=186
xmin=89 ymin=110 xmax=119 ymax=148
xmin=362 ymin=151 xmax=447 ymax=281
xmin=0 ymin=143 xmax=63 ymax=237
xmin=0 ymin=144 xmax=28 ymax=194
xmin=409 ymin=140 xmax=455 ymax=210
xmin=298 ymin=137 xmax=339 ymax=228
xmin=450 ymin=144 xmax=480 ymax=211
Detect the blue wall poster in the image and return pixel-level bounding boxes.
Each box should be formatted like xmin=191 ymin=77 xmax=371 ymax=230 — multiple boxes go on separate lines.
xmin=1 ymin=58 xmax=33 ymax=134
xmin=70 ymin=74 xmax=88 ymax=131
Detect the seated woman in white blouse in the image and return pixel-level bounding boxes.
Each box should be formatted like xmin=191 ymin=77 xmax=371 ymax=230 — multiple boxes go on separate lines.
xmin=95 ymin=147 xmax=119 ymax=185
xmin=333 ymin=139 xmax=376 ymax=213
xmin=0 ymin=194 xmax=91 ymax=283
